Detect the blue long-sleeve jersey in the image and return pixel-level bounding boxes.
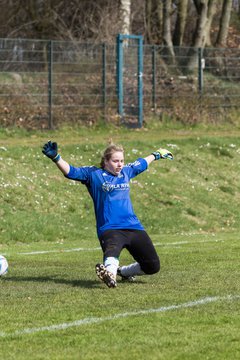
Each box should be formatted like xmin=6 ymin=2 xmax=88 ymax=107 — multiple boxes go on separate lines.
xmin=65 ymin=158 xmax=148 ymax=238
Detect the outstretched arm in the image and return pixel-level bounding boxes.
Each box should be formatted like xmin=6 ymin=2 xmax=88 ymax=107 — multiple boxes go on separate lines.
xmin=144 ymin=148 xmax=173 ymax=166
xmin=55 ymin=157 xmax=70 ymax=175
xmin=42 ymin=141 xmax=70 ymax=175
xmin=144 ymin=154 xmax=156 ymax=166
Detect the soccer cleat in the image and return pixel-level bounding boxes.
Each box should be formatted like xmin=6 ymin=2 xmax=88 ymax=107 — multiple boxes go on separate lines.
xmin=95 ymin=263 xmax=117 ymax=288
xmin=117 ymin=267 xmax=136 ymax=282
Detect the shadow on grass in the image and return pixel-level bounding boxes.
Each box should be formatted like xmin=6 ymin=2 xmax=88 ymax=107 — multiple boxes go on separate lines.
xmin=3 ymin=275 xmax=145 ymax=288
xmin=3 ymin=275 xmax=102 ymax=288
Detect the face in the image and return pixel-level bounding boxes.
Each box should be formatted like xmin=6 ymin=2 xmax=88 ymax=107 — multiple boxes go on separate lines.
xmin=104 ymin=151 xmax=124 ymax=176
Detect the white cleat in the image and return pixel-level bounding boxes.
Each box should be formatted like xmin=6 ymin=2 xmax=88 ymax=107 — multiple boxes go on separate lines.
xmin=95 ymin=263 xmax=117 ymax=288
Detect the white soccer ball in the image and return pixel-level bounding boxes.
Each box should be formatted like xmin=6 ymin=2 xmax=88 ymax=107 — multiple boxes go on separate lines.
xmin=0 ymin=255 xmax=8 ymax=276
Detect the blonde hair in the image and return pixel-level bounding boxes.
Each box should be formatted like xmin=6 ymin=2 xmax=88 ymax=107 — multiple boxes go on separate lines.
xmin=100 ymin=143 xmax=124 ymax=168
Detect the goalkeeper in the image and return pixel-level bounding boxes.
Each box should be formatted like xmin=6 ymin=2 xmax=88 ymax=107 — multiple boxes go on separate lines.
xmin=42 ymin=141 xmax=173 ymax=288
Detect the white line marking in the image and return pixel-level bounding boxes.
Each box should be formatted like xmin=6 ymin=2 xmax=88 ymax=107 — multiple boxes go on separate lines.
xmin=18 ymin=247 xmax=101 ymax=255
xmin=154 ymin=239 xmax=224 ymax=247
xmin=2 ymin=238 xmax=223 ymax=256
xmin=0 ymin=294 xmax=239 ymax=338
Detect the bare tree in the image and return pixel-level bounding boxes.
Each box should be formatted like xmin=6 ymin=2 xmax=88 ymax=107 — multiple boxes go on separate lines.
xmin=191 ymin=0 xmax=218 ymax=48
xmin=202 ymin=0 xmax=218 ymax=47
xmin=215 ymin=0 xmax=233 ymax=47
xmin=0 ymin=0 xmax=121 ymax=42
xmin=173 ymin=0 xmax=189 ymax=46
xmin=119 ymin=0 xmax=131 ymax=35
xmin=145 ymin=0 xmax=163 ymax=44
xmin=162 ymin=0 xmax=175 ymax=59
xmin=26 ymin=0 xmax=55 ymax=38
xmin=186 ymin=0 xmax=218 ymax=71
xmin=0 ymin=0 xmax=235 ymax=50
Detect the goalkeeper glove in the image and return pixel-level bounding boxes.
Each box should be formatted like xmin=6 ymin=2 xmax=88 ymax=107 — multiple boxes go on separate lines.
xmin=42 ymin=141 xmax=61 ymax=162
xmin=152 ymin=148 xmax=173 ymax=160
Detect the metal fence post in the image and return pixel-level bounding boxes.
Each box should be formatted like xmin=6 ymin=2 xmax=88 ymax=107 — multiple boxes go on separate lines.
xmin=116 ymin=34 xmax=124 ymax=119
xmin=138 ymin=36 xmax=143 ymax=127
xmin=152 ymin=45 xmax=156 ymax=111
xmin=102 ymin=43 xmax=106 ymax=118
xmin=47 ymin=40 xmax=53 ymax=129
xmin=198 ymin=47 xmax=203 ymax=94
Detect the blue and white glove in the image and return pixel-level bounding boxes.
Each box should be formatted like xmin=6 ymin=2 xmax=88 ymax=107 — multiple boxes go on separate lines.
xmin=42 ymin=141 xmax=61 ymax=162
xmin=152 ymin=148 xmax=173 ymax=160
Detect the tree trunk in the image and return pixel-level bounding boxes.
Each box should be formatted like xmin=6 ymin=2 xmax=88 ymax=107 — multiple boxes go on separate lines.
xmin=191 ymin=0 xmax=217 ymax=48
xmin=162 ymin=0 xmax=175 ymax=60
xmin=202 ymin=0 xmax=218 ymax=47
xmin=145 ymin=0 xmax=153 ymax=43
xmin=215 ymin=0 xmax=232 ymax=47
xmin=145 ymin=0 xmax=163 ymax=44
xmin=120 ymin=0 xmax=131 ymax=35
xmin=173 ymin=0 xmax=189 ymax=46
xmin=186 ymin=0 xmax=217 ymax=71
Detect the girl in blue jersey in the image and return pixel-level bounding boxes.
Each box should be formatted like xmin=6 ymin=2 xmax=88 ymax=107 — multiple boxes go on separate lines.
xmin=42 ymin=141 xmax=173 ymax=288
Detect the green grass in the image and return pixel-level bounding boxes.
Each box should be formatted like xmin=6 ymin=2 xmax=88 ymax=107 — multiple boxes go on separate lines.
xmin=0 ymin=123 xmax=240 ymax=359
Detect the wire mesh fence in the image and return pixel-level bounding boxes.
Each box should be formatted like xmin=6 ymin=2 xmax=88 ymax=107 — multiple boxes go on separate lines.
xmin=0 ymin=38 xmax=240 ymax=129
xmin=143 ymin=45 xmax=240 ymax=124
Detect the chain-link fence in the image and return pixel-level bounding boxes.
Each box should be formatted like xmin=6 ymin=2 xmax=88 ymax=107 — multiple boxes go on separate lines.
xmin=0 ymin=38 xmax=240 ymax=128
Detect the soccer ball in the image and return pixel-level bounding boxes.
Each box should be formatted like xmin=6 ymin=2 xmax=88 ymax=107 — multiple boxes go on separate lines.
xmin=0 ymin=255 xmax=8 ymax=276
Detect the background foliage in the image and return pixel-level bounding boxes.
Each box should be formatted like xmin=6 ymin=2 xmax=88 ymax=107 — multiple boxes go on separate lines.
xmin=0 ymin=0 xmax=239 ymax=48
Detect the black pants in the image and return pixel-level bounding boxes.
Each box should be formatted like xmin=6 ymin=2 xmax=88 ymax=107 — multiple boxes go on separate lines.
xmin=99 ymin=229 xmax=160 ymax=275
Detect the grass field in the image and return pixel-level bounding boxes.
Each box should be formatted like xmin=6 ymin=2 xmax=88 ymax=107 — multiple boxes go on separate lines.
xmin=0 ymin=123 xmax=240 ymax=359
